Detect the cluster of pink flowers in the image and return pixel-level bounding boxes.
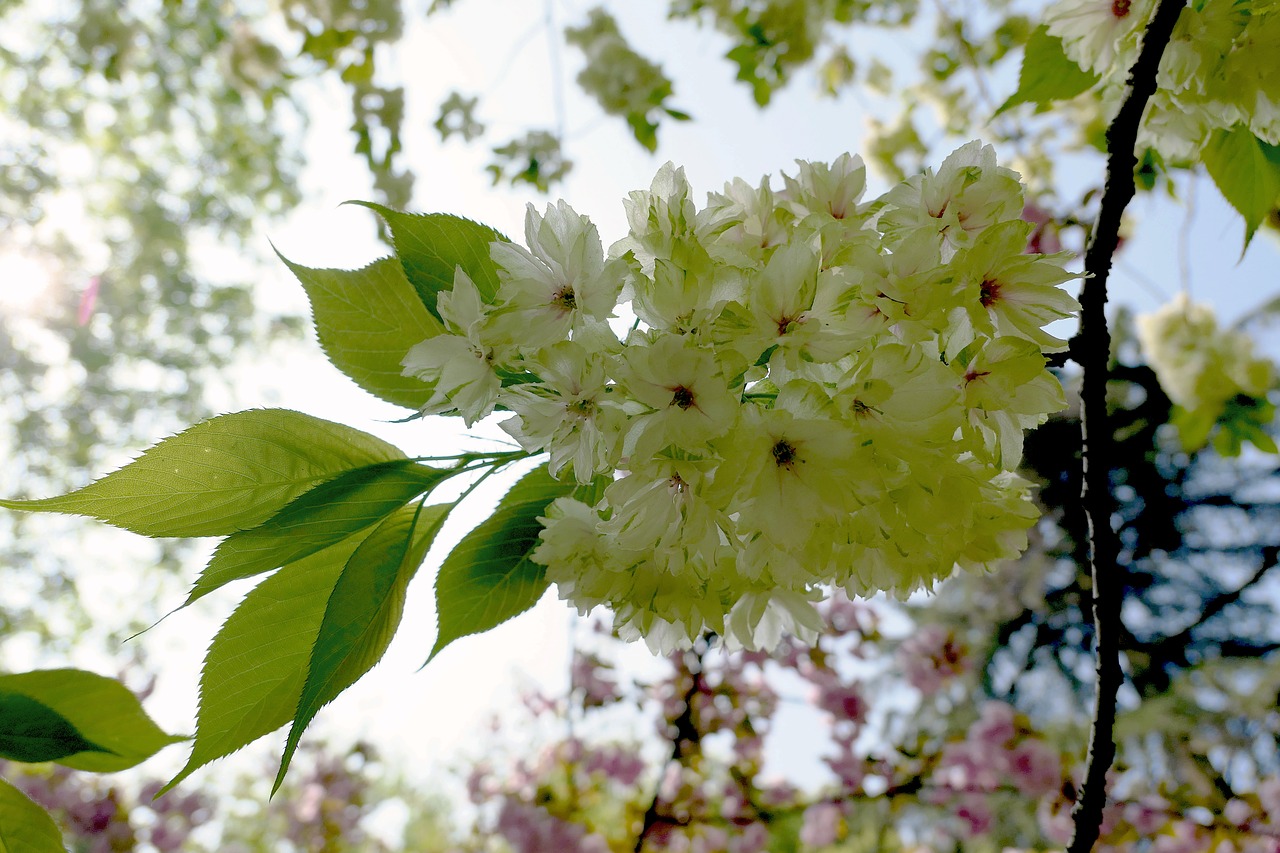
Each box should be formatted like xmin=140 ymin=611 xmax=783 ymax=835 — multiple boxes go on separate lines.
xmin=932 ymin=701 xmax=1065 ymax=838
xmin=897 ymin=623 xmax=971 ymax=695
xmin=10 ymin=583 xmax=1276 ymax=852
xmin=451 ymin=586 xmax=1280 ymax=853
xmin=2 ymin=761 xmax=210 ymax=853
xmin=0 ymin=742 xmax=402 ymax=852
xmin=283 ymin=744 xmax=376 ymax=850
xmin=572 ymin=646 xmax=622 ymax=708
xmin=494 ymin=800 xmax=611 ymax=853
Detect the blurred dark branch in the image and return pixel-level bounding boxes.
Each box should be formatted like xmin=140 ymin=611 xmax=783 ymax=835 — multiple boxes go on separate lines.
xmin=1131 ymin=546 xmax=1278 ymax=695
xmin=1218 ymin=640 xmax=1280 ymax=657
xmin=1068 ymin=2 xmax=1186 ymax=850
xmin=634 ymin=639 xmax=707 ymax=853
xmin=1161 ymin=546 xmax=1277 ymax=648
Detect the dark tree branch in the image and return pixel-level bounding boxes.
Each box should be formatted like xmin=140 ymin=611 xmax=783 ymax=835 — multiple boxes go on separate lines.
xmin=1137 ymin=545 xmax=1279 ymax=684
xmin=1069 ymin=2 xmax=1188 ymax=851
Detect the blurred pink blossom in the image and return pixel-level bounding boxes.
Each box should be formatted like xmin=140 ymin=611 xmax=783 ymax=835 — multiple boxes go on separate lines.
xmin=810 ymin=670 xmax=868 ymax=725
xmin=1258 ymin=777 xmax=1280 ymax=820
xmin=730 ymin=820 xmax=769 ymax=853
xmin=1022 ymin=203 xmax=1063 ymax=254
xmin=898 ymin=625 xmax=970 ymax=694
xmin=799 ymin=801 xmax=842 ymax=846
xmin=823 ymin=731 xmax=867 ymax=791
xmin=1151 ymin=820 xmax=1212 ymax=853
xmin=971 ymin=701 xmax=1017 ymax=749
xmin=1008 ymin=739 xmax=1061 ymax=797
xmin=955 ymin=793 xmax=994 ymax=836
xmin=582 ymin=744 xmax=646 ymax=786
xmin=572 ymin=649 xmax=621 ymax=708
xmin=494 ymin=800 xmax=610 ymax=853
xmin=1037 ymin=796 xmax=1076 ymax=845
xmin=77 ymin=276 xmax=100 ymax=326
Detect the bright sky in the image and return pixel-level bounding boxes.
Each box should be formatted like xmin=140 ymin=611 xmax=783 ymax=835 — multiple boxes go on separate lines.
xmin=8 ymin=0 xmax=1280 ymax=821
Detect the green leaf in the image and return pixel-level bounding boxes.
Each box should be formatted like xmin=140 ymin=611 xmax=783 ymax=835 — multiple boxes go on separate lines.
xmin=1171 ymin=405 xmax=1218 ymax=453
xmin=0 ymin=778 xmax=65 ymax=853
xmin=185 ymin=460 xmax=450 ymax=605
xmin=995 ymin=26 xmax=1098 ymax=116
xmin=347 ymin=203 xmax=508 ymax=321
xmin=0 ymin=409 xmax=407 ymax=538
xmin=279 ymin=253 xmax=444 ymax=410
xmin=428 ymin=464 xmax=574 ymax=662
xmin=1201 ymin=125 xmax=1280 ymax=248
xmin=626 ymin=114 xmax=659 ymax=153
xmin=274 ymin=502 xmax=450 ymax=791
xmin=164 ymin=534 xmax=362 ymax=793
xmin=0 ymin=692 xmax=109 ymax=763
xmin=0 ymin=669 xmax=183 ymax=772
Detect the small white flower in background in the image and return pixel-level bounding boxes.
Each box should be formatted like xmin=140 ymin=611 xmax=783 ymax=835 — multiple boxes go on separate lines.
xmin=1136 ymin=295 xmax=1274 ymax=411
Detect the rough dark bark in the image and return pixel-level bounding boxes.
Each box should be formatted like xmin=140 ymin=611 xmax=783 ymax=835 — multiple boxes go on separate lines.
xmin=1067 ymin=2 xmax=1188 ymax=850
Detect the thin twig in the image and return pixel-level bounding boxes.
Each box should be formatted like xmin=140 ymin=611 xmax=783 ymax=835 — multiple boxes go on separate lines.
xmin=1068 ymin=2 xmax=1187 ymax=851
xmin=1178 ymin=172 xmax=1198 ymax=295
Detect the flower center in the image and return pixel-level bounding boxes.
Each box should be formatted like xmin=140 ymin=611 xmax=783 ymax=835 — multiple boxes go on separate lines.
xmin=671 ymin=385 xmax=695 ymax=410
xmin=979 ymin=277 xmax=1002 ymax=308
xmin=1112 ymin=0 xmax=1131 ymax=17
xmin=776 ymin=313 xmax=801 ymax=336
xmin=552 ymin=286 xmax=577 ymax=312
xmin=771 ymin=439 xmax=798 ymax=469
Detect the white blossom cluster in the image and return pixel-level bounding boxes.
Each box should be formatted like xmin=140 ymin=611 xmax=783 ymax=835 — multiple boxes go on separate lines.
xmin=1153 ymin=0 xmax=1280 ymax=157
xmin=1048 ymin=0 xmax=1280 ymax=158
xmin=403 ymin=143 xmax=1079 ymax=652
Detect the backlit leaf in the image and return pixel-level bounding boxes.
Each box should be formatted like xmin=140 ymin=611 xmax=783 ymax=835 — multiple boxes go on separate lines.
xmin=995 ymin=26 xmax=1098 ymax=116
xmin=0 ymin=669 xmax=183 ymax=772
xmin=0 ymin=410 xmax=406 ymax=538
xmin=185 ymin=460 xmax=449 ymax=605
xmin=0 ymin=778 xmax=65 ymax=853
xmin=280 ymin=253 xmax=444 ymax=410
xmin=348 ymin=203 xmax=507 ymax=321
xmin=0 ymin=692 xmax=108 ymax=764
xmin=274 ymin=502 xmax=450 ymax=790
xmin=428 ymin=464 xmax=574 ymax=662
xmin=1202 ymin=124 xmax=1280 ymax=248
xmin=164 ymin=535 xmax=362 ymax=792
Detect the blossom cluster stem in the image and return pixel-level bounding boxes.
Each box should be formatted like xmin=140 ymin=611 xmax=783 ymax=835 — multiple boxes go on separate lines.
xmin=1068 ymin=1 xmax=1187 ymax=850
